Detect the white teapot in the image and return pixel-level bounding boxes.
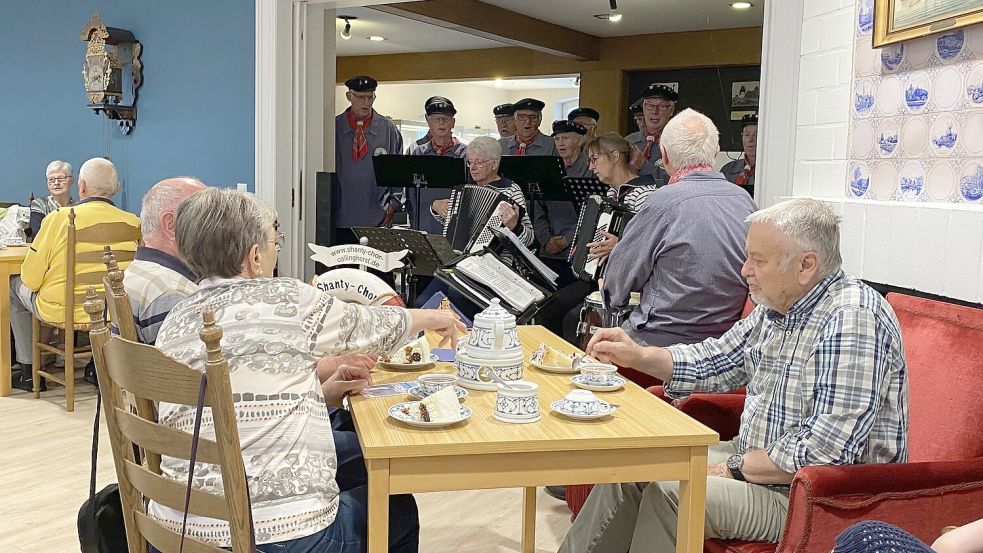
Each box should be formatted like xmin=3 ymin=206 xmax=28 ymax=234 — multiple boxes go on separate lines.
xmin=465 ymin=299 xmax=521 ymax=360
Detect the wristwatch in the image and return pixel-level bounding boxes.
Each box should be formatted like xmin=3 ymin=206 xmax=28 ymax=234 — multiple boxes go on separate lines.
xmin=726 ymin=454 xmax=746 ymax=481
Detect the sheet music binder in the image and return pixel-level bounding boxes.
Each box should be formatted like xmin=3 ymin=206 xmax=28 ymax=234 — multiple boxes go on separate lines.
xmin=352 ymin=227 xmax=447 ymax=277
xmin=498 ymin=155 xmax=569 ymax=201
xmin=371 ymin=155 xmax=466 ymax=230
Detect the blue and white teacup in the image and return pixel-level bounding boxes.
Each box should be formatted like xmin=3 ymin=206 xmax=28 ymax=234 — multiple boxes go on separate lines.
xmin=579 ymin=363 xmax=618 ymax=386
xmin=559 ymin=389 xmax=605 ymax=416
xmin=417 ymin=374 xmax=457 ymax=396
xmin=493 ymin=380 xmax=540 ymax=423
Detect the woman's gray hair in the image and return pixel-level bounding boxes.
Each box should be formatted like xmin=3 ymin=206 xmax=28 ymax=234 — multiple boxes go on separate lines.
xmin=659 ymin=108 xmax=720 ymax=169
xmin=45 ymin=160 xmax=72 ymax=177
xmin=747 ymin=198 xmax=843 ymax=276
xmin=467 ymin=136 xmax=503 ymax=161
xmin=175 ymin=188 xmax=278 ymax=279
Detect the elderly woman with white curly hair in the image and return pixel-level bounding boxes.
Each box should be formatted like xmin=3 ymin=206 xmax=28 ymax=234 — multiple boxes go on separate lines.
xmin=151 ymin=188 xmax=464 ymax=552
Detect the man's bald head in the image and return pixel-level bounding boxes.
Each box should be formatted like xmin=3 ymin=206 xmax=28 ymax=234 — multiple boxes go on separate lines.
xmin=78 ymin=157 xmax=120 ymax=198
xmin=141 ymin=177 xmax=207 ymax=253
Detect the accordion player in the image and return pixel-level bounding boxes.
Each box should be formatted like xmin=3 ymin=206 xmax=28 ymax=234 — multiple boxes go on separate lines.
xmin=567 ymin=194 xmax=636 ymax=281
xmin=441 ymin=184 xmax=531 ymax=253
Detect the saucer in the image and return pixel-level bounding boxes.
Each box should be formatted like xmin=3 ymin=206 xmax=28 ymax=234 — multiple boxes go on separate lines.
xmin=408 ymin=386 xmax=468 ymax=402
xmin=378 ymin=353 xmax=439 ymax=371
xmin=492 ymin=411 xmax=541 ymax=424
xmin=388 ymin=402 xmax=472 ymax=428
xmin=550 ymin=399 xmax=616 ymax=420
xmin=530 ymin=359 xmax=579 ymax=374
xmin=571 ymin=374 xmax=626 ymax=392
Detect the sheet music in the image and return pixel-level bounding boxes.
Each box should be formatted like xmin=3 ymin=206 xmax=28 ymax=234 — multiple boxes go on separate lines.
xmin=489 ymin=226 xmax=559 ymax=285
xmin=456 ymin=253 xmax=545 ymax=311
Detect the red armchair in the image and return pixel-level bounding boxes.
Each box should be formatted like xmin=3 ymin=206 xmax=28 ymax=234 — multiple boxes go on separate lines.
xmin=569 ymin=293 xmax=983 ymax=553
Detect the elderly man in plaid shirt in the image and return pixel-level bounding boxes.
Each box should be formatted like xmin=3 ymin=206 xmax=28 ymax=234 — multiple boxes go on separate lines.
xmin=559 ymin=198 xmax=909 ymax=553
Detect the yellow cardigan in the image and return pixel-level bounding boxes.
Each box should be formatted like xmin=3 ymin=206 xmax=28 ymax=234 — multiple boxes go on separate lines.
xmin=21 ymin=198 xmax=141 ymax=325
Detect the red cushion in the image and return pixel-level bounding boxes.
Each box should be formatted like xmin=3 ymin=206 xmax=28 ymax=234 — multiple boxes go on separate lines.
xmin=887 ymin=293 xmax=983 ymax=462
xmin=705 ymin=540 xmax=776 ymax=553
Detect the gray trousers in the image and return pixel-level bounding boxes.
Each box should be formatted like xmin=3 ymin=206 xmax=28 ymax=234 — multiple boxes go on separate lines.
xmin=558 ymin=441 xmax=790 ymax=553
xmin=9 ymin=276 xmax=40 ymax=365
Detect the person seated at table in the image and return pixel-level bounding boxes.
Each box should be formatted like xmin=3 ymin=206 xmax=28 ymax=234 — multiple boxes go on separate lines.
xmin=10 ymin=157 xmax=140 ymax=392
xmin=31 ymin=160 xmax=76 ymax=237
xmin=559 ymin=198 xmax=910 ymax=553
xmin=153 ymin=188 xmax=464 ymax=553
xmin=125 ymin=177 xmax=377 ymax=492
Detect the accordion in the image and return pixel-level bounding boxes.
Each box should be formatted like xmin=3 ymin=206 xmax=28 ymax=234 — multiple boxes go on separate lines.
xmin=568 ymin=194 xmax=636 ymax=281
xmin=443 ymin=185 xmax=514 ymax=253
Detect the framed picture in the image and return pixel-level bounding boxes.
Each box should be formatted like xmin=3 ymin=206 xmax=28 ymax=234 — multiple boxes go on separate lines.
xmin=731 ymin=81 xmax=759 ymax=108
xmin=873 ymin=0 xmax=983 ymax=47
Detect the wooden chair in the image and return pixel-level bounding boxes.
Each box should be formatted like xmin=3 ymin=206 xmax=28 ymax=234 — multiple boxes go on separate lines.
xmin=102 ymin=246 xmax=139 ymax=342
xmin=84 ymin=288 xmax=255 ymax=552
xmin=33 ymin=208 xmax=140 ymax=411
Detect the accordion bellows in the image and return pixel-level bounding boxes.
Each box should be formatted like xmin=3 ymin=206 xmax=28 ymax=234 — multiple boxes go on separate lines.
xmin=443 ymin=185 xmax=509 ymax=253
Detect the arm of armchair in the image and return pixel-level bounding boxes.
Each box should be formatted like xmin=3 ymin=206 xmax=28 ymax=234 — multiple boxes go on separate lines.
xmin=778 ymin=458 xmax=983 ymax=552
xmin=646 ymin=387 xmax=745 ymax=441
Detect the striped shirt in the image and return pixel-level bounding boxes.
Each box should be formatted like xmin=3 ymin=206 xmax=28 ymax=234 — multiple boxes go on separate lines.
xmin=29 ymin=195 xmax=72 ymax=236
xmin=606 ymin=175 xmax=661 ymax=213
xmin=665 ymin=271 xmax=909 ymax=473
xmin=122 ymin=246 xmax=198 ymax=344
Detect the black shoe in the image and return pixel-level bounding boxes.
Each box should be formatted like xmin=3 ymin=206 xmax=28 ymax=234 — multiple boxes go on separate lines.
xmin=545 ymin=486 xmax=567 ymax=502
xmin=84 ymin=371 xmax=98 ymax=386
xmin=12 ymin=364 xmax=44 ymax=393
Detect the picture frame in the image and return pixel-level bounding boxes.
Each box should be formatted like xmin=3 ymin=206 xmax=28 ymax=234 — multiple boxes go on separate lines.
xmin=873 ymin=0 xmax=983 ymax=47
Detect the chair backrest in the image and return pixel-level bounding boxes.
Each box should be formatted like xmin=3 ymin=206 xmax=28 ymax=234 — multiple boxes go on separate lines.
xmin=102 ymin=246 xmax=139 ymax=342
xmin=84 ymin=288 xmax=254 ymax=553
xmin=740 ymin=295 xmax=756 ymax=319
xmin=64 ymin=208 xmax=140 ymax=326
xmin=887 ymin=293 xmax=983 ymax=462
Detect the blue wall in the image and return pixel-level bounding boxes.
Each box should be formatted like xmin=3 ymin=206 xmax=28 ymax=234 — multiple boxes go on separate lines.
xmin=0 ymin=0 xmax=254 ymax=213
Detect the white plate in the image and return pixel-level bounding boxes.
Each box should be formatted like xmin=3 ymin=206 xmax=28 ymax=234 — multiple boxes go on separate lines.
xmin=378 ymin=353 xmax=440 ymax=371
xmin=388 ymin=402 xmax=472 ymax=428
xmin=571 ymin=374 xmax=626 ymax=392
xmin=530 ymin=360 xmax=579 ymax=374
xmin=550 ymin=400 xmax=616 ymax=420
xmin=407 ymin=386 xmax=468 ymax=402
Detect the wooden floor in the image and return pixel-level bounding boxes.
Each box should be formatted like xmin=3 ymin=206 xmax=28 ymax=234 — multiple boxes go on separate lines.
xmin=0 ymin=384 xmax=573 ymax=552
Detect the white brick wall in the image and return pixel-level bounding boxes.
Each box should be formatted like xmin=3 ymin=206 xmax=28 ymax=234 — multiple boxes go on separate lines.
xmin=789 ymin=0 xmax=983 ymax=303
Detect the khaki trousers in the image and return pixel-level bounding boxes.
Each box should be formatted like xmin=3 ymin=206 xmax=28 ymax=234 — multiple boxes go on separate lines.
xmin=558 ymin=441 xmax=790 ymax=553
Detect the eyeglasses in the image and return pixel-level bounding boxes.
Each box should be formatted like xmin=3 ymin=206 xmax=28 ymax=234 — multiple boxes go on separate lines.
xmin=268 ymin=230 xmax=285 ymax=253
xmin=46 ymin=176 xmax=71 ymax=183
xmin=350 ymin=92 xmax=375 ymax=102
xmin=642 ymin=102 xmax=674 ymax=112
xmin=515 ymin=113 xmax=540 ymax=123
xmin=427 ymin=115 xmax=453 ymax=123
xmin=587 ymin=152 xmax=615 ymax=165
xmin=467 ymin=158 xmax=494 ymax=168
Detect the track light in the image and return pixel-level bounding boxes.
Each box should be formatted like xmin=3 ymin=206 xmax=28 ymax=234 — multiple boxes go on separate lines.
xmin=609 ymin=0 xmax=622 ymax=22
xmin=338 ymin=15 xmax=356 ymax=40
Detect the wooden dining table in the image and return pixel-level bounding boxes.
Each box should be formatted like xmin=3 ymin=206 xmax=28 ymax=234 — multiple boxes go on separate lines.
xmin=0 ymin=245 xmax=29 ymax=396
xmin=349 ymin=325 xmax=718 ymax=553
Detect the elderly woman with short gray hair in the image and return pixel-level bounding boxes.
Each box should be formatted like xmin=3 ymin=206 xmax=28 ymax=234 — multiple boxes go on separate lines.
xmin=30 ymin=160 xmax=75 ymax=236
xmin=152 ymin=188 xmax=462 ymax=552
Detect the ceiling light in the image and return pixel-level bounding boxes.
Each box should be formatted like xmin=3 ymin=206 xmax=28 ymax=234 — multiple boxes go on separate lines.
xmin=338 ymin=15 xmax=356 ymax=40
xmin=608 ymin=0 xmax=622 ymax=22
xmin=368 ymin=35 xmax=386 ymax=41
xmin=494 ymin=78 xmax=504 ymax=88
xmin=731 ymin=2 xmax=753 ymax=8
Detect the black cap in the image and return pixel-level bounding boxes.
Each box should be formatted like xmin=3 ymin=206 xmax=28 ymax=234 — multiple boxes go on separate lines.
xmin=740 ymin=113 xmax=759 ymax=128
xmin=345 ymin=75 xmax=378 ymax=92
xmin=551 ymin=120 xmax=588 ymax=137
xmin=493 ymin=103 xmax=515 ymax=118
xmin=567 ymin=107 xmax=600 ymax=123
xmin=425 ymin=96 xmax=456 ymax=116
xmin=641 ymin=83 xmax=678 ymax=102
xmin=512 ymin=98 xmax=546 ymax=112
xmin=629 ymin=99 xmax=643 ymax=115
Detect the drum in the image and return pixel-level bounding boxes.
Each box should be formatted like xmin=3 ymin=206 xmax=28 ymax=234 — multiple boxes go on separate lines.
xmin=575 ymin=291 xmax=640 ymax=351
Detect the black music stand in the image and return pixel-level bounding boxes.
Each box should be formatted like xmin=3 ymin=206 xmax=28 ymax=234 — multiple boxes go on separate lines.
xmin=372 ymin=155 xmax=466 ymax=231
xmin=498 ymin=155 xmax=568 ymax=201
xmin=563 ymin=176 xmax=608 ymax=209
xmin=352 ymin=227 xmax=452 ymax=305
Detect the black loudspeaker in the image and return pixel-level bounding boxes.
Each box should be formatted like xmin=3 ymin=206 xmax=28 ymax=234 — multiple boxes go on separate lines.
xmin=315 ymin=172 xmax=336 ymax=275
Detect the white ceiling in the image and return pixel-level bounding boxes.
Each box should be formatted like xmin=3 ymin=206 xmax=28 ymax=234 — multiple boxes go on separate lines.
xmin=334 ymin=7 xmax=505 ymax=56
xmin=481 ymin=0 xmax=766 ymax=36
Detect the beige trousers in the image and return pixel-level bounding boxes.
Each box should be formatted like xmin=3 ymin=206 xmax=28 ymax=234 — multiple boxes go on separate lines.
xmin=558 ymin=441 xmax=790 ymax=553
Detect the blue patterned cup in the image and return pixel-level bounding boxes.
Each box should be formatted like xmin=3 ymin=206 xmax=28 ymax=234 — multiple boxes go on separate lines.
xmin=559 ymin=389 xmax=605 ymax=416
xmin=579 ymin=363 xmax=618 ymax=386
xmin=493 ymin=380 xmax=540 ymax=423
xmin=417 ymin=374 xmax=457 ymax=396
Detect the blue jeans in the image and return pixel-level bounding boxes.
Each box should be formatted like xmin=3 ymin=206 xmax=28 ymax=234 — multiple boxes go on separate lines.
xmin=151 ymin=488 xmax=419 ymax=553
xmin=330 ymin=408 xmax=367 ymax=492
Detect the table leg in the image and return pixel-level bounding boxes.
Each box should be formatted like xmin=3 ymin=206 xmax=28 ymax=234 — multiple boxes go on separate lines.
xmin=676 ymin=446 xmax=708 ymax=553
xmin=521 ymin=486 xmax=537 ymax=553
xmin=366 ymin=458 xmax=391 ymax=553
xmin=0 ymin=265 xmax=12 ymax=397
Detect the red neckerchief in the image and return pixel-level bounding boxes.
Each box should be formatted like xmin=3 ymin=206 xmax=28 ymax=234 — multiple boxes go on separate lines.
xmin=515 ymin=130 xmax=539 ymax=156
xmin=347 ymin=109 xmax=373 ymax=161
xmin=432 ymin=137 xmax=458 ymax=156
xmin=641 ymin=130 xmax=662 ymax=160
xmin=735 ymin=157 xmax=755 ymax=185
xmin=668 ymin=164 xmax=713 ymax=185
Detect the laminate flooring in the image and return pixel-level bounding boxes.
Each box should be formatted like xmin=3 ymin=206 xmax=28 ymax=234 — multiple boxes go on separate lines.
xmin=0 ymin=385 xmax=573 ymax=552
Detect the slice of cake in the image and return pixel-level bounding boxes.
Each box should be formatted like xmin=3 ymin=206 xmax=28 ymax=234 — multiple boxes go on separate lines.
xmin=384 ymin=335 xmax=431 ymax=364
xmin=533 ymin=343 xmax=573 ymax=367
xmin=401 ymin=386 xmax=460 ymax=423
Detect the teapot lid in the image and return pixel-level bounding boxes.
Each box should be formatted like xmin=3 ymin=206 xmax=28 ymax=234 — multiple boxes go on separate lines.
xmin=474 ymin=298 xmax=516 ymax=324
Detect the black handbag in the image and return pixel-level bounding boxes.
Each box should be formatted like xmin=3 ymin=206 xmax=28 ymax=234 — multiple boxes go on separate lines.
xmin=78 ymin=388 xmax=128 ymax=552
